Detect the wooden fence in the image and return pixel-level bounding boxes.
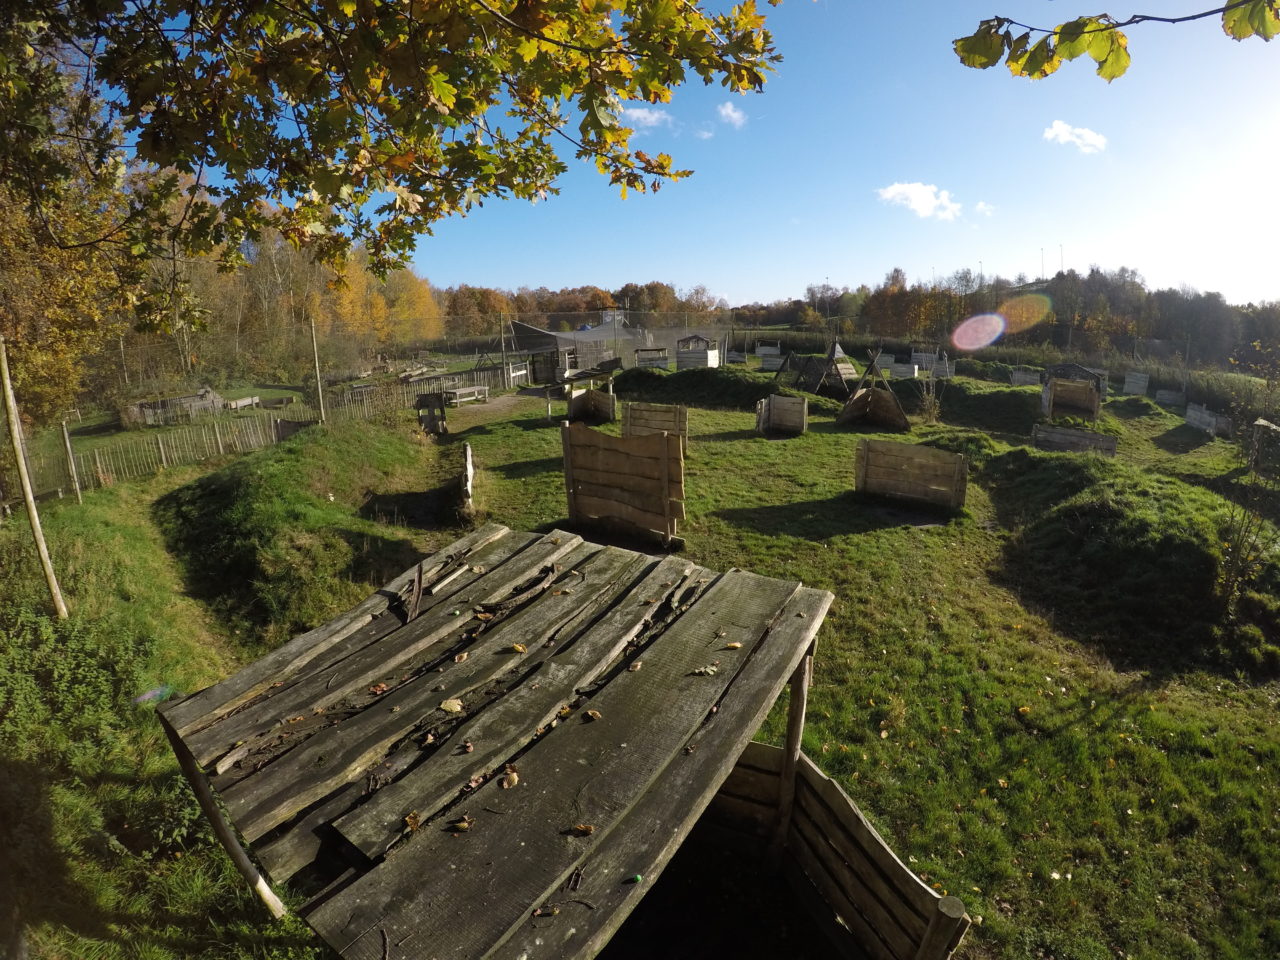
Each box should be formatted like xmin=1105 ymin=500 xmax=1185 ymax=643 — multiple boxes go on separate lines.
xmin=568 ymin=387 xmax=617 ymax=423
xmin=854 ymin=439 xmax=967 ymax=510
xmin=1041 ymin=378 xmax=1100 ymax=420
xmin=621 ymin=401 xmax=688 ymax=454
xmin=1010 ymin=369 xmax=1041 ymax=387
xmin=1155 ymin=389 xmax=1187 ymax=407
xmin=676 ymin=343 xmax=720 ymax=370
xmin=756 ymin=394 xmax=808 ymax=435
xmin=560 ymin=421 xmax=684 ymax=545
xmin=1123 ymin=371 xmax=1150 ymax=396
xmin=1186 ymin=402 xmax=1233 ymax=437
xmin=709 ymin=741 xmax=970 ymax=960
xmin=1032 ymin=424 xmax=1118 ymax=457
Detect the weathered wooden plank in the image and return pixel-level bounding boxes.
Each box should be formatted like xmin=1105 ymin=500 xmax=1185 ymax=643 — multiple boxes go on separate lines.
xmin=491 ymin=586 xmax=833 ymax=960
xmin=161 ymin=523 xmax=512 ymax=738
xmin=707 ymin=791 xmax=777 ymax=835
xmin=221 ymin=539 xmax=601 ymax=841
xmin=571 ymin=492 xmax=680 ymax=534
xmin=307 ymin=571 xmax=804 ymax=959
xmin=863 ymin=442 xmax=962 ymax=466
xmin=788 ymin=816 xmax=900 ymax=960
xmin=329 ymin=548 xmax=667 ymax=858
xmin=572 ymin=480 xmax=687 ymax=522
xmin=718 ymin=762 xmax=781 ymax=805
xmin=185 ymin=531 xmax=565 ymax=768
xmin=796 ymin=754 xmax=937 ymax=918
xmin=569 ymin=465 xmax=684 ymax=501
xmin=792 ymin=791 xmax=922 ymax=959
xmin=779 ymin=854 xmax=867 ymax=960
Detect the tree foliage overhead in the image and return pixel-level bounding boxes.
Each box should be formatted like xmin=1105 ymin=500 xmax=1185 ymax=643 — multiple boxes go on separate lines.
xmin=3 ymin=0 xmax=779 ymax=281
xmin=954 ymin=2 xmax=1278 ymax=81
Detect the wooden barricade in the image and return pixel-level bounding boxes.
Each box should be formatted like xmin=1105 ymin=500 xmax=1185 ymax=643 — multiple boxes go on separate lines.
xmin=622 ymin=401 xmax=688 ymax=454
xmin=709 ymin=741 xmax=971 ymax=960
xmin=756 ymin=394 xmax=807 ymax=435
xmin=854 ymin=439 xmax=967 ymax=510
xmin=1010 ymin=369 xmax=1041 ymax=387
xmin=568 ymin=387 xmax=617 ymax=423
xmin=273 ymin=418 xmax=319 ymax=442
xmin=415 ymin=393 xmax=448 ymax=436
xmin=1032 ymin=424 xmax=1118 ymax=457
xmin=1155 ymin=389 xmax=1186 ymax=407
xmin=1123 ymin=371 xmax=1150 ymax=396
xmin=458 ymin=443 xmax=475 ymax=519
xmin=1041 ymin=378 xmax=1100 ymax=420
xmin=1186 ymin=402 xmax=1233 ymax=437
xmin=560 ymin=421 xmax=684 ymax=545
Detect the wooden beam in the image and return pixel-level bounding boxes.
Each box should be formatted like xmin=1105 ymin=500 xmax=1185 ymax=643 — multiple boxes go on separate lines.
xmin=770 ymin=643 xmax=813 ymax=859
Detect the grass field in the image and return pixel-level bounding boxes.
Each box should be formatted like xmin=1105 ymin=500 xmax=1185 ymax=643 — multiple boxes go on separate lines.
xmin=2 ymin=372 xmax=1277 ymax=960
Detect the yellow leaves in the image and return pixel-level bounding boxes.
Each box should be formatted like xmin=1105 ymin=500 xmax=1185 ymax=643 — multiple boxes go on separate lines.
xmin=511 ymin=643 xmax=527 ymax=653
xmin=448 ymin=814 xmax=475 ymax=832
xmin=722 ymin=641 xmax=743 ymax=650
xmin=570 ymin=823 xmax=595 ymax=836
xmin=585 ymin=709 xmax=603 ymax=722
xmin=440 ymin=698 xmax=464 ymax=713
xmin=1018 ymin=705 xmax=1032 ymax=715
xmin=501 ymin=766 xmax=520 ymax=789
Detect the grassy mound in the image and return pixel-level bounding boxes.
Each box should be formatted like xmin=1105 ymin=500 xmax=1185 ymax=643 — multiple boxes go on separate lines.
xmin=932 ymin=376 xmax=1043 ymax=438
xmin=154 ymin=420 xmax=428 ymax=645
xmin=985 ymin=449 xmax=1280 ymax=669
xmin=613 ymin=365 xmax=841 ymax=414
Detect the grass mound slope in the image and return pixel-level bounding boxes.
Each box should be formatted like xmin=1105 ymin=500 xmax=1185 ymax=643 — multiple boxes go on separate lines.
xmin=154 ymin=420 xmax=430 ymax=645
xmin=985 ymin=449 xmax=1280 ymax=670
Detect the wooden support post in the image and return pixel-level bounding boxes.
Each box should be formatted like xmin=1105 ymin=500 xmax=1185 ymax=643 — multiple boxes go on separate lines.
xmin=769 ymin=644 xmax=813 ymax=860
xmin=560 ymin=421 xmax=578 ymax=522
xmin=213 ymin=421 xmax=224 ymax=455
xmin=546 ymin=387 xmax=553 ymax=422
xmin=156 ymin=435 xmax=168 ymax=469
xmin=160 ymin=714 xmax=287 ymax=919
xmin=1 ymin=337 xmax=68 ymax=619
xmin=659 ymin=431 xmax=672 ymax=543
xmin=93 ymin=448 xmax=107 ymax=486
xmin=913 ymin=896 xmax=970 ymax=960
xmin=61 ymin=420 xmax=81 ymax=505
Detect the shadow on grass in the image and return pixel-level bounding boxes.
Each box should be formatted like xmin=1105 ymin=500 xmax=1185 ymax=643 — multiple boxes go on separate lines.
xmin=0 ymin=757 xmax=110 ymax=955
xmin=359 ymin=485 xmax=459 ymax=530
xmin=694 ymin=428 xmax=758 ymax=444
xmin=450 ymin=414 xmax=560 ymax=437
xmin=488 ymin=456 xmax=562 ymax=480
xmin=713 ymin=493 xmax=956 ymax=541
xmin=1154 ymin=424 xmax=1213 ymax=453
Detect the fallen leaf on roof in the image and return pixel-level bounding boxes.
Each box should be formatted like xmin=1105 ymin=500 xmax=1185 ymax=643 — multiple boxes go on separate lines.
xmin=501 ymin=768 xmax=520 ymax=789
xmin=440 ymin=698 xmax=464 ymax=713
xmin=511 ymin=643 xmax=527 ymax=653
xmin=723 ymin=641 xmax=742 ymax=650
xmin=404 ymin=811 xmax=421 ymax=832
xmin=448 ymin=814 xmax=475 ymax=833
xmin=369 ymin=683 xmax=388 ymax=695
xmin=628 ymin=661 xmax=643 ymax=672
xmin=585 ymin=709 xmax=602 ymax=722
xmin=571 ymin=824 xmax=595 ymax=836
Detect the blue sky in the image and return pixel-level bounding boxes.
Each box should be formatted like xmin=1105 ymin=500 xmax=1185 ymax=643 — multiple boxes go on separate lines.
xmin=411 ymin=2 xmax=1279 ymax=306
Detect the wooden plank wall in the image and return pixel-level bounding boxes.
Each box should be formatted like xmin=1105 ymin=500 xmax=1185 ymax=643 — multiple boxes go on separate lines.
xmin=884 ymin=363 xmax=918 ymax=379
xmin=709 ymin=741 xmax=970 ymax=960
xmin=676 ymin=347 xmax=720 ymax=370
xmin=568 ymin=387 xmax=617 ymax=423
xmin=561 ymin=421 xmax=684 ymax=543
xmin=1123 ymin=371 xmax=1150 ymax=395
xmin=1032 ymin=424 xmax=1118 ymax=457
xmin=1186 ymin=402 xmax=1233 ymax=437
xmin=622 ymin=401 xmax=689 ymax=454
xmin=1042 ymin=379 xmax=1100 ymax=420
xmin=1155 ymin=389 xmax=1187 ymax=407
xmin=1010 ymin=370 xmax=1041 ymax=387
xmin=756 ymin=394 xmax=808 ymax=435
xmin=854 ymin=439 xmax=967 ymax=510
xmin=634 ymin=350 xmax=670 ymax=370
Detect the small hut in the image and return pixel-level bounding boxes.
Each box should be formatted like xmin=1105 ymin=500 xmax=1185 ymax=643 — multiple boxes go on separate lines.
xmin=634 ymin=346 xmax=671 ymax=370
xmin=676 ymin=334 xmax=720 ymax=370
xmin=779 ymin=342 xmax=859 ymax=398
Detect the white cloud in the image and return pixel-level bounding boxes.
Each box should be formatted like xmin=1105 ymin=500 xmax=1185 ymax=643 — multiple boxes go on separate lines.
xmin=716 ymin=101 xmax=747 ymax=129
xmin=621 ymin=107 xmax=673 ymax=130
xmin=1043 ymin=120 xmax=1107 ymax=154
xmin=694 ymin=128 xmax=714 ymax=140
xmin=974 ymin=201 xmax=995 ymax=217
xmin=876 ymin=182 xmax=962 ymax=221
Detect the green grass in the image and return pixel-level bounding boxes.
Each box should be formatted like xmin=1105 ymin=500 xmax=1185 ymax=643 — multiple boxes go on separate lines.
xmin=3 ymin=378 xmax=1278 ymax=959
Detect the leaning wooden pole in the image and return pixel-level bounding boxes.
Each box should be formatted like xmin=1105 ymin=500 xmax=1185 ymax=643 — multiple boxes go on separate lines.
xmin=159 ymin=714 xmax=288 ymax=919
xmin=1 ymin=336 xmax=69 ymax=619
xmin=309 ymin=314 xmax=327 ymax=423
xmin=769 ymin=642 xmax=813 ymax=860
xmin=61 ymin=420 xmax=82 ymax=504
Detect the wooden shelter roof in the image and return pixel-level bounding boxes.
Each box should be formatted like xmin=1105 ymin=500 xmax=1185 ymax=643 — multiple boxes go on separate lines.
xmin=160 ymin=523 xmax=832 ymax=960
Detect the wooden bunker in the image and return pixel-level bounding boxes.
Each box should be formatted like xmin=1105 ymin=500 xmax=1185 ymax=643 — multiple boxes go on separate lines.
xmin=562 ymin=420 xmax=683 ymax=545
xmin=1032 ymin=423 xmax=1118 ymax=457
xmin=676 ymin=334 xmax=720 ymax=370
xmin=1186 ymin=402 xmax=1233 ymax=437
xmin=1041 ymin=378 xmax=1101 ymax=421
xmin=777 ymin=343 xmax=859 ymax=398
xmin=633 ymin=346 xmax=670 ymax=370
xmin=567 ymin=386 xmax=617 ymax=424
xmin=621 ymin=400 xmax=689 ymax=455
xmin=838 ymin=355 xmax=910 ymax=432
xmin=855 ymin=439 xmax=967 ymax=510
xmin=756 ymin=394 xmax=808 ymax=435
xmin=156 ymin=523 xmax=973 ymax=959
xmin=414 ymin=392 xmax=448 ymax=436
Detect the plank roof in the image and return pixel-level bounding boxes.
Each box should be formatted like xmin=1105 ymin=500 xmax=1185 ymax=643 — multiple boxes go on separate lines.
xmin=160 ymin=523 xmax=832 ymax=960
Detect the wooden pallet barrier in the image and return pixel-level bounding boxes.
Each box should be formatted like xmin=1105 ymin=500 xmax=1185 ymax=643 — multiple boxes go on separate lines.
xmin=1032 ymin=424 xmax=1118 ymax=456
xmin=709 ymin=741 xmax=970 ymax=960
xmin=622 ymin=401 xmax=688 ymax=454
xmin=756 ymin=394 xmax=808 ymax=435
xmin=568 ymin=386 xmax=617 ymax=423
xmin=1123 ymin=371 xmax=1150 ymax=396
xmin=854 ymin=439 xmax=967 ymax=510
xmin=1186 ymin=402 xmax=1233 ymax=437
xmin=1041 ymin=378 xmax=1101 ymax=420
xmin=562 ymin=420 xmax=684 ymax=545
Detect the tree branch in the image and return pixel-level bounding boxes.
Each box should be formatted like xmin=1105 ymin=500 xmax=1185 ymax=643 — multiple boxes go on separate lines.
xmin=996 ymin=1 xmax=1256 ymax=35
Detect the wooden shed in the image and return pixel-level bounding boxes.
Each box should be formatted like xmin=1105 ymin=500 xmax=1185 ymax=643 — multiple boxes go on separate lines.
xmin=633 ymin=347 xmax=670 ymax=370
xmin=676 ymin=334 xmax=721 ymax=370
xmin=159 ymin=524 xmax=970 ymax=960
xmin=1042 ymin=378 xmax=1101 ymax=420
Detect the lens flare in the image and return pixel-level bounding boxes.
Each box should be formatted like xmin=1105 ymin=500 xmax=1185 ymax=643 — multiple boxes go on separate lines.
xmin=952 ymin=313 xmax=1005 ymax=351
xmin=998 ymin=294 xmax=1052 ymax=334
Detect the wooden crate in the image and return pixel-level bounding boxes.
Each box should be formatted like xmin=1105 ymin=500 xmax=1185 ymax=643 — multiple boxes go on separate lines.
xmin=569 ymin=386 xmax=617 ymax=423
xmin=562 ymin=421 xmax=684 ymax=544
xmin=756 ymin=394 xmax=808 ymax=435
xmin=1032 ymin=424 xmax=1118 ymax=456
xmin=1186 ymin=402 xmax=1233 ymax=437
xmin=1123 ymin=371 xmax=1150 ymax=396
xmin=854 ymin=439 xmax=967 ymax=510
xmin=1042 ymin=378 xmax=1100 ymax=420
xmin=622 ymin=401 xmax=688 ymax=454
